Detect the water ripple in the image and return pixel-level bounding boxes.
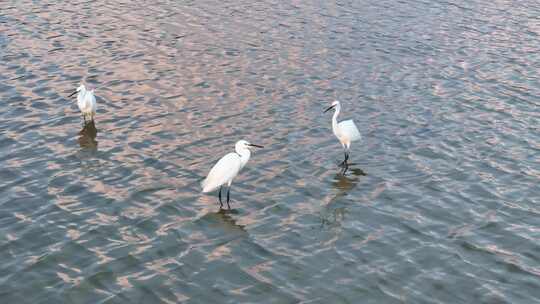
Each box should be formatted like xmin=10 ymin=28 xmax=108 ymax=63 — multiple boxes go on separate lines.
xmin=0 ymin=0 xmax=539 ymax=303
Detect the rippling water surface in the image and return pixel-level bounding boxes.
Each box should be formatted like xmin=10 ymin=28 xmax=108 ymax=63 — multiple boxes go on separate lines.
xmin=1 ymin=0 xmax=539 ymax=303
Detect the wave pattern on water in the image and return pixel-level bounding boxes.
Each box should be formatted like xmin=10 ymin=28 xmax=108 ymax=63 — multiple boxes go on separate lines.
xmin=0 ymin=0 xmax=539 ymax=303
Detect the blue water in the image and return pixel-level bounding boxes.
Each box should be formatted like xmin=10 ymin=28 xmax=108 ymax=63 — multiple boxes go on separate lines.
xmin=0 ymin=0 xmax=539 ymax=303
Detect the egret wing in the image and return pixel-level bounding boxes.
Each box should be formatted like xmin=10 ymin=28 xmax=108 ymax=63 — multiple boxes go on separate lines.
xmin=201 ymin=153 xmax=241 ymax=193
xmin=338 ymin=119 xmax=361 ymax=141
xmin=77 ymin=94 xmax=85 ymax=112
xmin=88 ymin=91 xmax=97 ymax=114
xmin=80 ymin=91 xmax=96 ymax=114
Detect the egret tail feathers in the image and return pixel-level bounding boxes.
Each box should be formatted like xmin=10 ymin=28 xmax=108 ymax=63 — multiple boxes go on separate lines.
xmin=201 ymin=178 xmax=217 ymax=193
xmin=201 ymin=177 xmax=224 ymax=193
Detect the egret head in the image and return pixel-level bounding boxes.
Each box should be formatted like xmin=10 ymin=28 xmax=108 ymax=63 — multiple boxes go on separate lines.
xmin=69 ymin=84 xmax=86 ymax=98
xmin=324 ymin=100 xmax=340 ymax=113
xmin=235 ymin=140 xmax=263 ymax=151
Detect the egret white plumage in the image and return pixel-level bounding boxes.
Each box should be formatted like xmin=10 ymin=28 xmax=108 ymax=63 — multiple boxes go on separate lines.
xmin=324 ymin=100 xmax=361 ymax=173
xmin=69 ymin=84 xmax=96 ymax=123
xmin=201 ymin=140 xmax=263 ymax=209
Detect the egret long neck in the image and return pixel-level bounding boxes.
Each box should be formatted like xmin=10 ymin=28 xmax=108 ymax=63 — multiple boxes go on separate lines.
xmin=332 ymin=104 xmax=341 ymax=135
xmin=237 ymin=148 xmax=251 ymax=170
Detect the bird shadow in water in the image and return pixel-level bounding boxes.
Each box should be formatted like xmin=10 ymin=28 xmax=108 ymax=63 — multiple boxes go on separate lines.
xmin=320 ymin=206 xmax=347 ymax=228
xmin=78 ymin=120 xmax=98 ymax=151
xmin=334 ymin=163 xmax=367 ymax=185
xmin=321 ymin=166 xmax=367 ymax=228
xmin=218 ymin=207 xmax=241 ymax=215
xmin=201 ymin=208 xmax=246 ymax=234
xmin=331 ymin=166 xmax=366 ymax=193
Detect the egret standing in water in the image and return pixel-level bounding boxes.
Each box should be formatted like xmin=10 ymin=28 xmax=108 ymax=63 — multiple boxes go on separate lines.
xmin=201 ymin=140 xmax=263 ymax=209
xmin=69 ymin=84 xmax=96 ymax=123
xmin=324 ymin=100 xmax=361 ymax=173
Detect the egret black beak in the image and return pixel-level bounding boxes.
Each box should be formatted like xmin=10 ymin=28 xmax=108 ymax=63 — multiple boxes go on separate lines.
xmin=324 ymin=105 xmax=335 ymax=113
xmin=68 ymin=91 xmax=77 ymax=97
xmin=248 ymin=144 xmax=264 ymax=148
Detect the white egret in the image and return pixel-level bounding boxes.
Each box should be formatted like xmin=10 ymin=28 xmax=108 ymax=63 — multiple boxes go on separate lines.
xmin=69 ymin=84 xmax=96 ymax=123
xmin=201 ymin=140 xmax=263 ymax=209
xmin=324 ymin=100 xmax=361 ymax=173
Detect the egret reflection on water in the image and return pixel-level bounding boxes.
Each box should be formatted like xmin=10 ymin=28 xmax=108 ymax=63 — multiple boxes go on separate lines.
xmin=69 ymin=84 xmax=97 ymax=124
xmin=332 ymin=168 xmax=367 ymax=191
xmin=321 ymin=168 xmax=367 ymax=228
xmin=324 ymin=100 xmax=361 ymax=174
xmin=201 ymin=140 xmax=263 ymax=209
xmin=78 ymin=120 xmax=98 ymax=151
xmin=207 ymin=209 xmax=246 ymax=232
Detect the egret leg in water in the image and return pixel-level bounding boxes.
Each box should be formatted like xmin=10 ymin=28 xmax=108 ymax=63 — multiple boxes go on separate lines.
xmin=340 ymin=151 xmax=350 ymax=174
xmin=340 ymin=151 xmax=350 ymax=166
xmin=218 ymin=186 xmax=224 ymax=209
xmin=201 ymin=140 xmax=263 ymax=209
xmin=226 ymin=188 xmax=231 ymax=209
xmin=324 ymin=100 xmax=361 ymax=174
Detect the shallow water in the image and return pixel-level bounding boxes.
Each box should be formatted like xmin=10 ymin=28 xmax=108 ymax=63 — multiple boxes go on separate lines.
xmin=1 ymin=0 xmax=539 ymax=303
